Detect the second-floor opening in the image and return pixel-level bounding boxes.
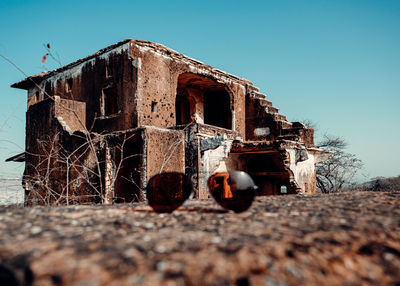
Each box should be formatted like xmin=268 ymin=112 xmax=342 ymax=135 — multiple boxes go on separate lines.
xmin=176 ymin=73 xmax=232 ymax=130
xmin=101 ymin=85 xmax=119 ymax=117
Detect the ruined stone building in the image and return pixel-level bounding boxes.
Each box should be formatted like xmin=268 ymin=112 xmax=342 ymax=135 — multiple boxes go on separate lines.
xmin=8 ymin=39 xmax=329 ymax=205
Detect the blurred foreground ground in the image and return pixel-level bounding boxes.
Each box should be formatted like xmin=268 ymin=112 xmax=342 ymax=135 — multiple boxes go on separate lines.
xmin=0 ymin=191 xmax=399 ymax=286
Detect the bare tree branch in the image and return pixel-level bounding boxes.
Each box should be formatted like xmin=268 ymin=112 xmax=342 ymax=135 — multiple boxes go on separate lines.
xmin=316 ymin=135 xmax=363 ymax=193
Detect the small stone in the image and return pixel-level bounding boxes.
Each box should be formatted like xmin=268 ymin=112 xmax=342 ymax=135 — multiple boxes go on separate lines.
xmin=286 ymin=264 xmax=303 ymax=280
xmin=156 ymin=261 xmax=166 ymax=271
xmin=129 ymin=275 xmax=145 ymax=284
xmin=211 ymin=236 xmax=222 ymax=243
xmin=31 ymin=226 xmax=42 ymax=235
xmin=155 ymin=245 xmax=167 ymax=253
xmin=263 ymin=212 xmax=278 ymax=217
xmin=144 ymin=222 xmax=154 ymax=229
xmin=264 ymin=277 xmax=286 ymax=286
xmin=384 ymin=253 xmax=394 ymax=261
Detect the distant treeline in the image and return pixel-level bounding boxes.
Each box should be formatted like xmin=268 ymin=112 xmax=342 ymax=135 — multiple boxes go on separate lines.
xmin=357 ymin=175 xmax=400 ymax=192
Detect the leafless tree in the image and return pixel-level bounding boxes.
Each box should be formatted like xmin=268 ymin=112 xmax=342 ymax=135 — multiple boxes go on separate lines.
xmin=23 ymin=130 xmax=145 ymax=205
xmin=316 ymin=134 xmax=363 ymax=193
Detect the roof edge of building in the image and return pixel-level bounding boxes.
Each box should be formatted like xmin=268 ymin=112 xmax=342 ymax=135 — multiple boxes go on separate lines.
xmin=11 ymin=38 xmax=253 ymax=90
xmin=11 ymin=39 xmax=134 ymax=90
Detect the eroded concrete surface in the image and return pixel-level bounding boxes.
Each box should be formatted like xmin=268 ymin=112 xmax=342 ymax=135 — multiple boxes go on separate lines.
xmin=0 ymin=191 xmax=399 ymax=285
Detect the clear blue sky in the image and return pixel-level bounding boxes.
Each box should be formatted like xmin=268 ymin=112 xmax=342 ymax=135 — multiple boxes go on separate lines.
xmin=0 ymin=0 xmax=399 ymax=181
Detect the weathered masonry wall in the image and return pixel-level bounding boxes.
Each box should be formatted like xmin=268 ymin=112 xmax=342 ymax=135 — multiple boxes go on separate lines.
xmin=105 ymin=126 xmax=185 ymax=203
xmin=24 ymin=99 xmax=101 ymax=205
xmin=54 ymin=96 xmax=86 ymax=133
xmin=25 ymin=41 xmax=139 ymax=134
xmin=195 ymin=125 xmax=239 ymax=199
xmin=286 ymin=148 xmax=318 ymax=194
xmin=107 ymin=129 xmax=146 ymax=203
xmin=145 ymin=127 xmax=185 ymax=179
xmin=130 ymin=42 xmax=247 ymax=137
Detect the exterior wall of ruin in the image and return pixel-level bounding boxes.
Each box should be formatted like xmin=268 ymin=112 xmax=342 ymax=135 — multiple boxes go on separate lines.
xmin=199 ymin=138 xmax=234 ymax=199
xmin=144 ymin=127 xmax=185 ymax=179
xmin=107 ymin=126 xmax=186 ymax=203
xmin=285 ymin=148 xmax=318 ymax=194
xmin=14 ymin=39 xmax=328 ymax=204
xmin=245 ymin=89 xmax=314 ymax=147
xmin=106 ymin=129 xmax=146 ymax=203
xmin=26 ymin=42 xmax=138 ymax=134
xmin=195 ymin=125 xmax=238 ymax=199
xmin=24 ymin=99 xmax=102 ymax=205
xmin=245 ymin=90 xmax=290 ymax=142
xmin=53 ymin=96 xmax=86 ymax=132
xmin=130 ymin=42 xmax=247 ymax=138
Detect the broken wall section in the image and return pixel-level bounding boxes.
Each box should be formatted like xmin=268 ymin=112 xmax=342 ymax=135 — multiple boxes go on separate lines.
xmin=285 ymin=147 xmax=317 ymax=194
xmin=54 ymin=96 xmax=86 ymax=133
xmin=105 ymin=129 xmax=146 ymax=203
xmin=105 ymin=126 xmax=185 ymax=203
xmin=21 ymin=41 xmax=139 ymax=134
xmin=284 ymin=146 xmax=334 ymax=194
xmin=145 ymin=127 xmax=185 ymax=179
xmin=131 ymin=41 xmax=247 ymax=137
xmin=24 ymin=99 xmax=102 ymax=205
xmin=191 ymin=124 xmax=240 ymax=199
xmin=245 ymin=87 xmax=314 ymax=146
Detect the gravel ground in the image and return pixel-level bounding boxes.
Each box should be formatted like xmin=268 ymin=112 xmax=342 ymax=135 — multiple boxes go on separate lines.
xmin=0 ymin=191 xmax=399 ymax=286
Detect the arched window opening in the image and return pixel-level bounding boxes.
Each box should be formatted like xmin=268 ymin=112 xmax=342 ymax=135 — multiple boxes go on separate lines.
xmin=176 ymin=73 xmax=232 ymax=129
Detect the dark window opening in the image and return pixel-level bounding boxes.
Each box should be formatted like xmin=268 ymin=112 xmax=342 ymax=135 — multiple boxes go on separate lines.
xmin=102 ymin=87 xmax=118 ymax=116
xmin=105 ymin=65 xmax=112 ymax=79
xmin=204 ymin=90 xmax=232 ymax=129
xmin=246 ymin=153 xmax=284 ymax=173
xmin=175 ymin=94 xmax=193 ymax=125
xmin=44 ymin=82 xmax=52 ymax=99
xmin=113 ymin=135 xmax=144 ymax=203
xmin=151 ymin=101 xmax=158 ymax=113
xmin=176 ymin=73 xmax=232 ymax=129
xmin=29 ymin=91 xmax=41 ymax=105
xmin=65 ymin=78 xmax=73 ymax=92
xmin=243 ymin=153 xmax=292 ymax=196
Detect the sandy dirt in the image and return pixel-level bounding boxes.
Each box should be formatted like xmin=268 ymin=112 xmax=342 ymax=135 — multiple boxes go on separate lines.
xmin=0 ymin=191 xmax=399 ymax=285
